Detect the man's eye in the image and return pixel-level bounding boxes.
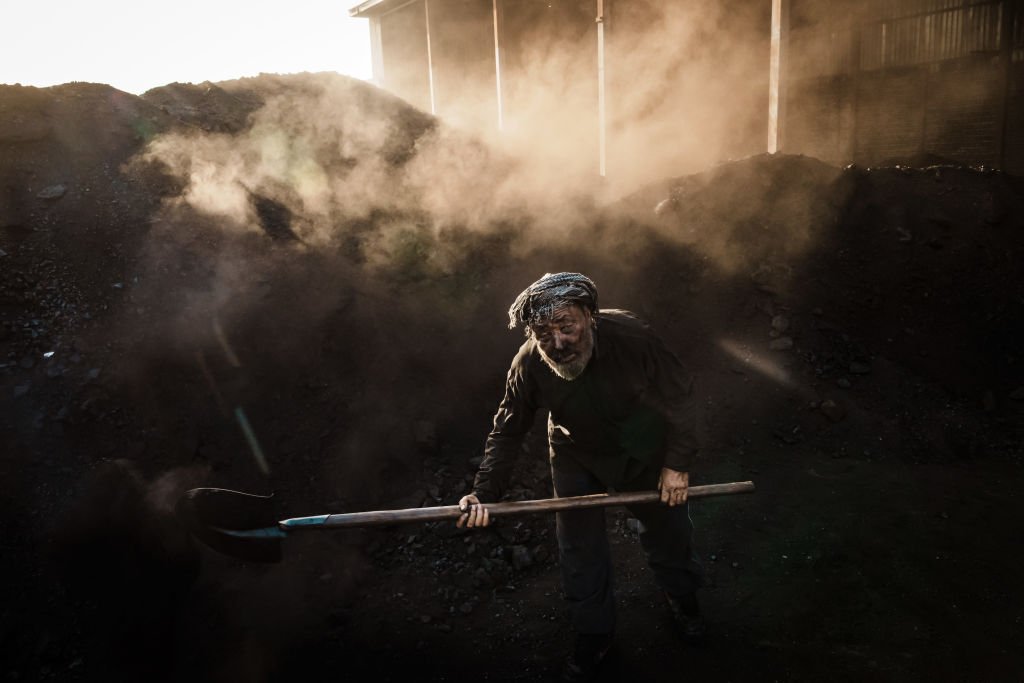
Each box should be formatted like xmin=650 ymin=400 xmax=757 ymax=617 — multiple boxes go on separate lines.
xmin=561 ymin=326 xmax=574 ymax=333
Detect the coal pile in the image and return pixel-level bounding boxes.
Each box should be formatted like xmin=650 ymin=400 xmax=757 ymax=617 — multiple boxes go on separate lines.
xmin=2 ymin=73 xmax=1023 ymax=681
xmin=616 ymin=154 xmax=1024 ymax=463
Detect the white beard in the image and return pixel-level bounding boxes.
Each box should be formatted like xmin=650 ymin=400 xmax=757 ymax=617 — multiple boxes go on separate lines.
xmin=538 ymin=326 xmax=594 ymax=381
xmin=541 ymin=353 xmax=590 ymax=380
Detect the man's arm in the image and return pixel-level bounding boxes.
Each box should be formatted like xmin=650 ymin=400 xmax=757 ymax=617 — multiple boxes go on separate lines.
xmin=459 ymin=351 xmax=538 ymax=528
xmin=472 ymin=357 xmax=538 ymax=502
xmin=644 ymin=334 xmax=699 ymax=506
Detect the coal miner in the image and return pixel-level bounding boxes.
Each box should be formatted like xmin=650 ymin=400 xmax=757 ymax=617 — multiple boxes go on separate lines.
xmin=458 ymin=272 xmax=704 ymax=681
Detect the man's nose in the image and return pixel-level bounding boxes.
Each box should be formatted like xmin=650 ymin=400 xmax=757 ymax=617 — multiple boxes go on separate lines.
xmin=553 ymin=332 xmax=567 ymax=349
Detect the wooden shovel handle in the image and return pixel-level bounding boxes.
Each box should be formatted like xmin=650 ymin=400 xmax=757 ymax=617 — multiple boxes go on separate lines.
xmin=280 ymin=480 xmax=755 ymax=531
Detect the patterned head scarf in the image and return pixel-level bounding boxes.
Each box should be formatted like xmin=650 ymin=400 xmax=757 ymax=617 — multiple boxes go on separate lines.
xmin=507 ymin=272 xmax=599 ymax=331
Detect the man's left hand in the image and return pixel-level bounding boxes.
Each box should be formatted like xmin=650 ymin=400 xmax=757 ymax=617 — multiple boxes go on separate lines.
xmin=658 ymin=467 xmax=689 ymax=506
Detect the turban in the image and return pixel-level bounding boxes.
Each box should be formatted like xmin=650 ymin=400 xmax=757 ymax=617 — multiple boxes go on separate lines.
xmin=507 ymin=272 xmax=599 ymax=330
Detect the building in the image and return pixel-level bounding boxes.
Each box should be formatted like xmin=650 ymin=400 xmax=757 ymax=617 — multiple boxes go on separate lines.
xmin=349 ymin=0 xmax=1024 ymax=179
xmin=785 ymin=0 xmax=1024 ymax=173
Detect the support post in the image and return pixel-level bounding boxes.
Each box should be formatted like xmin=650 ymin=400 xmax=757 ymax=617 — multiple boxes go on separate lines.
xmin=368 ymin=16 xmax=385 ymax=87
xmin=492 ymin=0 xmax=505 ymax=131
xmin=424 ymin=0 xmax=437 ymax=115
xmin=768 ymin=0 xmax=789 ymax=153
xmin=597 ymin=0 xmax=608 ymax=177
xmin=996 ymin=0 xmax=1015 ymax=169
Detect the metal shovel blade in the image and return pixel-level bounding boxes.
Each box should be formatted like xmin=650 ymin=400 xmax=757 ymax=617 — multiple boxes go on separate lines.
xmin=176 ymin=487 xmax=284 ymax=563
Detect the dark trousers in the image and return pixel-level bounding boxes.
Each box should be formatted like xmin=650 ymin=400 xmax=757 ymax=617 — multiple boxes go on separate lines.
xmin=551 ymin=449 xmax=704 ymax=635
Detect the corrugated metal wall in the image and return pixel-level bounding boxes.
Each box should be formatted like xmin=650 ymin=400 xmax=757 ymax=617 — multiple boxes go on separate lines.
xmin=498 ymin=0 xmax=599 ymax=172
xmin=427 ymin=0 xmax=497 ymax=129
xmin=378 ymin=1 xmax=432 ymax=112
xmin=786 ymin=0 xmax=1024 ymax=174
xmin=359 ymin=0 xmax=772 ymax=181
xmin=859 ymin=0 xmax=1004 ymax=70
xmin=360 ymin=0 xmax=1019 ymax=176
xmin=605 ymin=0 xmax=771 ymax=181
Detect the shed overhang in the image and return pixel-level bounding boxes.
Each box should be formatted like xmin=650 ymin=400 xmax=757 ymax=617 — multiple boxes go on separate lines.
xmin=349 ymin=0 xmax=409 ymax=18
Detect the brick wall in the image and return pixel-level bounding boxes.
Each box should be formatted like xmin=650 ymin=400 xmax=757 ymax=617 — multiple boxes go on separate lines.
xmin=786 ymin=76 xmax=855 ymax=165
xmin=379 ymin=1 xmax=432 ymax=112
xmin=788 ymin=56 xmax=1021 ymax=171
xmin=924 ymin=56 xmax=1005 ymax=167
xmin=1004 ymin=62 xmax=1024 ymax=176
xmin=854 ymin=67 xmax=931 ymax=164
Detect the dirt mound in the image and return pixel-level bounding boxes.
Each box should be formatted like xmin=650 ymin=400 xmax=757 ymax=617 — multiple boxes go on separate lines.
xmin=143 ymin=81 xmax=261 ymax=133
xmin=2 ymin=73 xmax=1023 ymax=681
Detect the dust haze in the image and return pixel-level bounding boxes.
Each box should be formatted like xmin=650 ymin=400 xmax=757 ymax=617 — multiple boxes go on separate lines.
xmin=135 ymin=0 xmax=788 ymax=300
xmin=3 ymin=1 xmax=1024 ymax=679
xmin=444 ymin=0 xmax=773 ymax=194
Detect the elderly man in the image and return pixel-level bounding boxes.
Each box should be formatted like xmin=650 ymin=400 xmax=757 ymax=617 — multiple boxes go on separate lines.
xmin=457 ymin=272 xmax=704 ymax=681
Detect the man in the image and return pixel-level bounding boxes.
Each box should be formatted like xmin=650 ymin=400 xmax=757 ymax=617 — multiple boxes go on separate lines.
xmin=457 ymin=272 xmax=704 ymax=681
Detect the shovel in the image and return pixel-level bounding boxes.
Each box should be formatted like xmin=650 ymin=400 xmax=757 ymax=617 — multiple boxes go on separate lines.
xmin=177 ymin=480 xmax=755 ymax=563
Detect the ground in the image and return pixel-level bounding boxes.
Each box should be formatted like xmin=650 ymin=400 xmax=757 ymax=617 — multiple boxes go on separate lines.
xmin=1 ymin=73 xmax=1022 ymax=682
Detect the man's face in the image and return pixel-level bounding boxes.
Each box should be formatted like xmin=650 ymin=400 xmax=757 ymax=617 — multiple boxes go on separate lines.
xmin=530 ymin=303 xmax=595 ymax=381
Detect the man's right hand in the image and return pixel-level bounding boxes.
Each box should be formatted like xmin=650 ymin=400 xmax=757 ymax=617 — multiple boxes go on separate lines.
xmin=456 ymin=494 xmax=491 ymax=529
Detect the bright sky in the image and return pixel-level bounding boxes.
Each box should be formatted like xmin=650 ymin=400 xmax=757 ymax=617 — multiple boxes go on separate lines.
xmin=0 ymin=0 xmax=372 ymax=95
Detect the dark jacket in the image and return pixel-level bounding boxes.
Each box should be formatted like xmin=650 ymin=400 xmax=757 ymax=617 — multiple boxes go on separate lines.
xmin=472 ymin=309 xmax=698 ymax=503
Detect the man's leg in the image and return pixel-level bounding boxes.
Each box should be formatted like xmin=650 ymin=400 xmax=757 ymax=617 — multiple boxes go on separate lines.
xmin=550 ymin=449 xmax=616 ymax=635
xmin=622 ymin=466 xmax=704 ymax=606
xmin=628 ymin=501 xmax=704 ymax=599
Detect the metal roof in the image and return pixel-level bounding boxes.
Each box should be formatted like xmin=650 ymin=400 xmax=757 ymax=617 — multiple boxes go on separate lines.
xmin=348 ymin=0 xmax=409 ymax=18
